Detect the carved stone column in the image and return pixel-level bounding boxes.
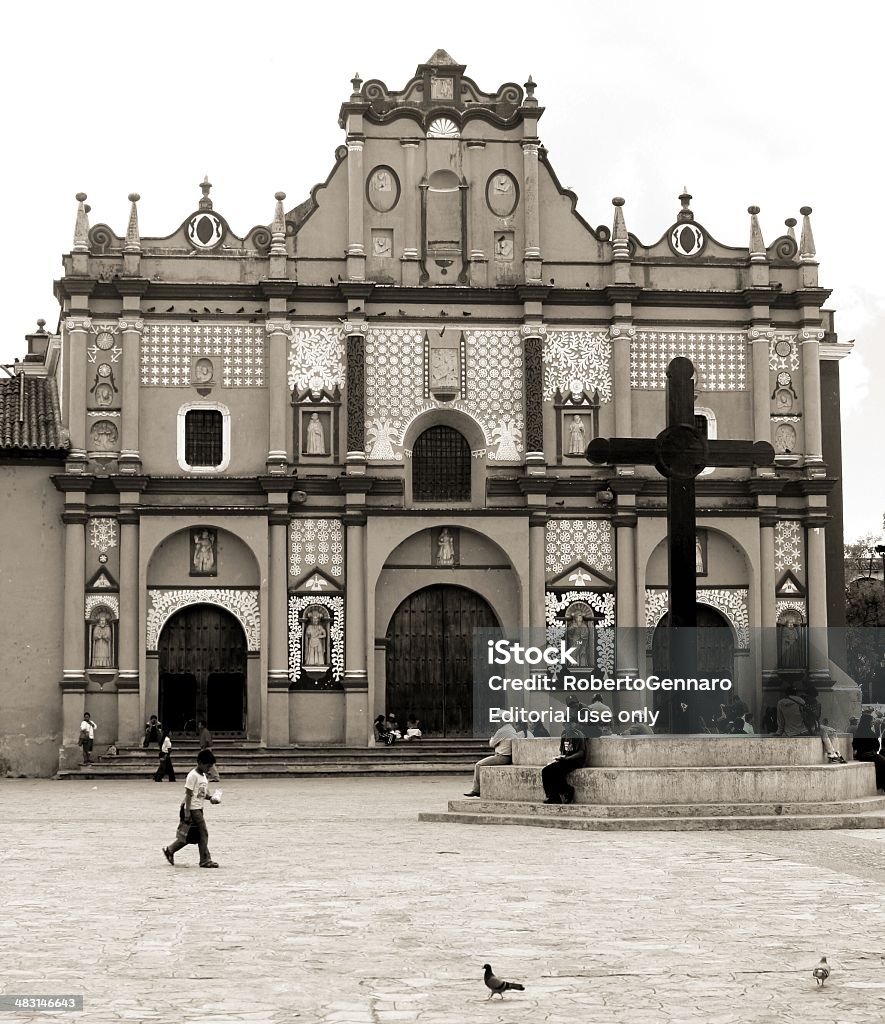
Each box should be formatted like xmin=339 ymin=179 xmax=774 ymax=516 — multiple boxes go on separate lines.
xmin=64 ymin=317 xmax=90 ymax=467
xmin=521 ymin=323 xmax=546 ymax=473
xmin=60 ymin=505 xmax=87 ymax=755
xmin=265 ymin=320 xmax=290 ymax=473
xmin=801 ymin=328 xmax=825 ymax=467
xmin=528 ymin=513 xmax=547 ymax=631
xmin=466 ymin=140 xmax=487 ymax=265
xmin=345 ymin=137 xmax=366 ymax=280
xmin=749 ymin=328 xmax=775 ymax=450
xmin=343 ymin=509 xmax=369 ymax=745
xmin=344 ymin=320 xmax=369 ymax=475
xmin=521 ymin=140 xmax=542 ymax=282
xmin=267 ymin=506 xmax=291 ymax=745
xmin=759 ymin=514 xmax=778 ymax=683
xmin=118 ymin=316 xmax=144 ymax=474
xmin=117 ymin=491 xmax=144 ymax=745
xmin=805 ymin=512 xmax=830 ymax=683
xmin=614 ymin=506 xmax=641 ymax=717
xmin=400 ymin=138 xmax=421 ymax=285
xmin=610 ymin=325 xmax=635 ymax=440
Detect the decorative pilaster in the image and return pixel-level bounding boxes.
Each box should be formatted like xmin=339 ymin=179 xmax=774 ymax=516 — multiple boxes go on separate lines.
xmin=345 ymin=137 xmax=366 ymax=279
xmin=62 ymin=509 xmax=88 ymax=712
xmin=805 ymin=514 xmax=830 ymax=683
xmin=118 ymin=505 xmax=141 ymax=743
xmin=344 ymin=320 xmax=368 ymax=474
xmin=119 ymin=317 xmax=144 ymax=473
xmin=521 ymin=140 xmax=542 ymax=281
xmin=610 ymin=325 xmax=635 ymax=441
xmin=529 ymin=513 xmax=547 ymax=630
xmin=64 ymin=316 xmax=91 ymax=467
xmin=267 ymin=506 xmax=291 ymax=745
xmin=342 ymin=510 xmax=368 ymax=744
xmin=614 ymin=507 xmax=640 ymax=714
xmin=759 ymin=514 xmax=778 ymax=682
xmin=265 ymin=320 xmax=290 ymax=473
xmin=749 ymin=327 xmax=775 ymax=450
xmin=800 ymin=327 xmax=825 ymax=468
xmin=521 ymin=323 xmax=546 ymax=471
xmin=466 ymin=140 xmax=487 ymax=263
xmin=400 ymin=139 xmax=421 ymax=284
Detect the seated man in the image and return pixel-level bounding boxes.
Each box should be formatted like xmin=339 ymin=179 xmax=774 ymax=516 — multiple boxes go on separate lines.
xmin=374 ymin=715 xmax=394 ymax=745
xmin=464 ymin=722 xmax=517 ymax=798
xmin=143 ymin=715 xmax=163 ymax=748
xmin=541 ymin=723 xmax=587 ymax=804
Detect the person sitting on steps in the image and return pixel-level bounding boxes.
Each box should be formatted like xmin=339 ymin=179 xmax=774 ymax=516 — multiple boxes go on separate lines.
xmin=541 ymin=722 xmax=587 ymax=804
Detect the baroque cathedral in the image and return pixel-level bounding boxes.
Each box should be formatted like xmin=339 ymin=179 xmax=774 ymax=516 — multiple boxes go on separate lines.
xmin=0 ymin=51 xmax=853 ymax=775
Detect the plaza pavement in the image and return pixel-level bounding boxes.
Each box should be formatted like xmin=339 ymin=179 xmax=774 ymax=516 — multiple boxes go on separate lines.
xmin=1 ymin=776 xmax=885 ymax=1024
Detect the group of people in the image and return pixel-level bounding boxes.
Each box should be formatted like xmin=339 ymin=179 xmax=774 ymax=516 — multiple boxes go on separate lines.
xmin=373 ymin=713 xmax=422 ymax=745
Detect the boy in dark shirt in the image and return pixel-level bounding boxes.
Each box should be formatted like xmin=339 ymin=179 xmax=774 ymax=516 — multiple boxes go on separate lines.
xmin=541 ymin=723 xmax=587 ymax=804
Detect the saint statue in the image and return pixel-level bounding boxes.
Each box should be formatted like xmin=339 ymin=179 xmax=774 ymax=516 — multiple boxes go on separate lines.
xmin=695 ymin=535 xmax=704 ymax=575
xmin=304 ymin=610 xmax=328 ymax=667
xmin=567 ymin=415 xmax=586 ymax=455
xmin=193 ymin=530 xmax=215 ymax=573
xmin=779 ymin=615 xmax=802 ymax=668
xmin=90 ymin=613 xmax=113 ymax=668
xmin=306 ymin=413 xmax=326 ymax=455
xmin=437 ymin=529 xmax=455 ymax=566
xmin=566 ymin=610 xmax=593 ymax=667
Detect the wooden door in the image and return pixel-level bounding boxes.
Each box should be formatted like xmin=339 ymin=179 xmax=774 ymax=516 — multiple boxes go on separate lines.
xmin=159 ymin=604 xmax=247 ymax=735
xmin=385 ymin=585 xmax=499 ymax=737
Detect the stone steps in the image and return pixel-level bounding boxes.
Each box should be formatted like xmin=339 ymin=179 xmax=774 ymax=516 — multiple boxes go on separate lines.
xmin=59 ymin=761 xmax=476 ymax=779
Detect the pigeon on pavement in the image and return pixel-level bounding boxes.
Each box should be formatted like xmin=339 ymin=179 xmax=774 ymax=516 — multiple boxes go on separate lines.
xmin=812 ymin=956 xmax=830 ymax=986
xmin=482 ymin=963 xmax=525 ymax=1000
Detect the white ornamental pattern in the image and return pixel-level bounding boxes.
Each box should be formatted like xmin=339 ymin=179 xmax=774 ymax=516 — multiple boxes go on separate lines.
xmin=769 ymin=333 xmax=800 ymax=373
xmin=632 ymin=332 xmax=747 ymax=390
xmin=290 ymin=519 xmax=344 ymax=579
xmin=85 ymin=594 xmax=119 ymax=620
xmin=286 ymin=326 xmax=345 ymax=391
xmin=543 ymin=329 xmax=612 ymax=401
xmin=288 ymin=595 xmax=344 ymax=683
xmin=545 ymin=519 xmax=614 ymax=577
xmin=146 ymin=589 xmax=260 ymax=651
xmin=774 ymin=521 xmax=803 ymax=574
xmin=644 ymin=587 xmax=750 ymax=649
xmin=776 ymin=598 xmax=807 ymax=624
xmin=544 ymin=590 xmax=615 ymax=677
xmin=90 ymin=518 xmax=117 ymax=553
xmin=364 ymin=328 xmax=524 ymax=461
xmin=141 ymin=323 xmax=265 ymax=387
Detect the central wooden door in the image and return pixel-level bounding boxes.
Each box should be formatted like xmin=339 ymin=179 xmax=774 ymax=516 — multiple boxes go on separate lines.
xmin=385 ymin=585 xmax=500 ymax=737
xmin=159 ymin=604 xmax=247 ymax=734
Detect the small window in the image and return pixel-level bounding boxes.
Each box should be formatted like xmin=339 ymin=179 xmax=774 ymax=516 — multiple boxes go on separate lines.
xmin=413 ymin=426 xmax=470 ymax=501
xmin=694 ymin=413 xmax=709 ymax=439
xmin=185 ymin=410 xmax=223 ymax=467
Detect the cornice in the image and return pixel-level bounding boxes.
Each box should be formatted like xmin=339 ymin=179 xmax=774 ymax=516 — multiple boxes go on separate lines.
xmin=604 ymin=285 xmax=643 ymax=304
xmin=259 ymin=280 xmax=298 ymax=299
xmin=113 ymin=278 xmax=150 ymax=297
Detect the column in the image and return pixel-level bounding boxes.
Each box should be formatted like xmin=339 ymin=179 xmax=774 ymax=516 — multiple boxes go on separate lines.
xmin=749 ymin=329 xmax=774 ymax=448
xmin=806 ymin=513 xmax=830 ymax=683
xmin=343 ymin=511 xmax=369 ymax=745
xmin=521 ymin=140 xmax=542 ymax=281
xmin=466 ymin=140 xmax=487 ymax=265
xmin=344 ymin=320 xmax=368 ymax=474
xmin=614 ymin=509 xmax=642 ymax=717
xmin=400 ymin=139 xmax=421 ymax=284
xmin=60 ymin=507 xmax=87 ymax=758
xmin=267 ymin=510 xmax=291 ymax=745
xmin=117 ymin=508 xmax=141 ymax=744
xmin=345 ymin=136 xmax=366 ymax=280
xmin=528 ymin=514 xmax=547 ymax=631
xmin=759 ymin=515 xmax=778 ymax=684
xmin=119 ymin=317 xmax=143 ymax=473
xmin=521 ymin=323 xmax=545 ymax=472
xmin=64 ymin=317 xmax=90 ymax=467
xmin=265 ymin=321 xmax=290 ymax=473
xmin=611 ymin=326 xmax=634 ymax=440
xmin=801 ymin=328 xmax=825 ymax=466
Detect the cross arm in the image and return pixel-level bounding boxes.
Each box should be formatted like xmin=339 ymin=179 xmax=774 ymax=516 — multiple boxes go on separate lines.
xmin=585 ymin=437 xmax=659 ymax=466
xmin=705 ymin=440 xmax=776 ymax=469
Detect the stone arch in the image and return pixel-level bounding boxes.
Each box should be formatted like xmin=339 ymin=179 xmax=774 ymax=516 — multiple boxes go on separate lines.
xmin=145 ymin=524 xmax=260 ymax=590
xmin=402 ymin=408 xmax=488 ymax=506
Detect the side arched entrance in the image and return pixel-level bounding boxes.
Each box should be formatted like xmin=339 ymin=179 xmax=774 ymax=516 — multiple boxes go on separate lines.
xmin=158 ymin=604 xmax=247 ymax=734
xmin=385 ymin=585 xmax=500 ymax=737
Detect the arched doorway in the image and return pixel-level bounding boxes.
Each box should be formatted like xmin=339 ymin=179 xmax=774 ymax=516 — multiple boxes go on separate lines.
xmin=652 ymin=605 xmax=735 ymax=732
xmin=385 ymin=584 xmax=500 ymax=737
xmin=159 ymin=604 xmax=247 ymax=735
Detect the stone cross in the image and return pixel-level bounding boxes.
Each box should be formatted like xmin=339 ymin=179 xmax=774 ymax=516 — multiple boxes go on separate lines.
xmin=586 ymin=356 xmax=775 ymax=730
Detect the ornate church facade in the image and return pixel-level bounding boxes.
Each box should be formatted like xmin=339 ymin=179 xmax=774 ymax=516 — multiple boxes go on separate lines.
xmin=0 ymin=51 xmax=854 ymax=775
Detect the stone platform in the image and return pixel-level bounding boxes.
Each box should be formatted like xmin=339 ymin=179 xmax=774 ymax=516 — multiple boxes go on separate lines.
xmin=419 ymin=735 xmax=885 ymax=831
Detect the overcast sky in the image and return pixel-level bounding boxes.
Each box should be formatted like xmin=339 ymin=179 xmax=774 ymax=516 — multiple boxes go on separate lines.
xmin=2 ymin=1 xmax=881 ymax=542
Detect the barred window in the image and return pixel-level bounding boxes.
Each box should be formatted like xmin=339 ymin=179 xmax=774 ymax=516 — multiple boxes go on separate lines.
xmin=413 ymin=426 xmax=470 ymax=501
xmin=185 ymin=409 xmax=223 ymax=467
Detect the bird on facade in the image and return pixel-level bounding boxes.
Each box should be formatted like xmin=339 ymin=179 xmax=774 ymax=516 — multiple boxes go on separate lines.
xmin=236 ymin=307 xmax=245 ymax=313
xmin=166 ymin=306 xmax=175 ymax=312
xmin=398 ymin=309 xmax=406 ymax=316
xmin=188 ymin=308 xmax=198 ymax=313
xmin=146 ymin=307 xmax=156 ymax=312
xmin=812 ymin=956 xmax=830 ymax=986
xmin=482 ymin=964 xmax=525 ymax=1000
xmin=440 ymin=309 xmax=448 ymax=317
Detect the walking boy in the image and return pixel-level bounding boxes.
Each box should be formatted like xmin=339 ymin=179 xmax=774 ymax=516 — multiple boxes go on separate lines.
xmin=163 ymin=750 xmax=220 ymax=868
xmin=153 ymin=731 xmax=176 ymax=782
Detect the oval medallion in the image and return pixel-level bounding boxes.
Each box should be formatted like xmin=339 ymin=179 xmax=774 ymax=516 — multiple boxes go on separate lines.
xmin=486 ymin=170 xmax=519 ymax=217
xmin=366 ymin=166 xmax=400 ymax=213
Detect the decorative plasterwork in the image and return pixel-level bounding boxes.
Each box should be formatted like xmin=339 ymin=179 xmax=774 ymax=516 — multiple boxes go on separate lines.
xmin=774 ymin=521 xmax=803 ymax=575
xmin=288 ymin=595 xmax=344 ymax=682
xmin=544 ymin=590 xmax=615 ymax=677
xmin=543 ymin=330 xmax=612 ymax=401
xmin=631 ymin=332 xmax=747 ymax=390
xmin=285 ymin=326 xmax=345 ymax=392
xmin=146 ymin=589 xmax=260 ymax=651
xmin=85 ymin=594 xmax=119 ymax=620
xmin=644 ymin=587 xmax=750 ymax=649
xmin=769 ymin=333 xmax=800 ymax=373
xmin=290 ymin=519 xmax=344 ymax=579
xmin=141 ymin=323 xmax=266 ymax=387
xmin=89 ymin=517 xmax=117 ymax=553
xmin=545 ymin=519 xmax=614 ymax=577
xmin=776 ymin=598 xmax=807 ymax=624
xmin=364 ymin=328 xmax=524 ymax=461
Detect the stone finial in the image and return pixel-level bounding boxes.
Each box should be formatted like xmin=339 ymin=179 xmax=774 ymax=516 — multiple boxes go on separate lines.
xmin=524 ymin=75 xmax=538 ymax=106
xmin=612 ymin=197 xmax=629 ymax=260
xmin=270 ymin=191 xmax=287 ymax=256
xmin=73 ymin=192 xmax=90 ymax=252
xmin=36 ymin=319 xmax=47 ymax=333
xmin=748 ymin=205 xmax=765 ymax=262
xmin=677 ymin=187 xmax=694 ymax=223
xmin=199 ymin=176 xmax=213 ymax=211
xmin=785 ymin=217 xmax=797 ymax=241
xmin=350 ymin=72 xmax=363 ymax=98
xmin=799 ymin=206 xmax=816 ymax=261
xmin=124 ymin=192 xmax=141 ymax=253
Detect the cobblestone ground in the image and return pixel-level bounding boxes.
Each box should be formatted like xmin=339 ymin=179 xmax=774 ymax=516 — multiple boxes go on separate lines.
xmin=2 ymin=777 xmax=885 ymax=1024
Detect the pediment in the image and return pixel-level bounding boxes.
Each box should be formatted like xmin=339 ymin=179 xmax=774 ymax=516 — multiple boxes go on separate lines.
xmin=549 ymin=560 xmax=614 ymax=590
xmin=775 ymin=570 xmax=805 ymax=598
xmin=86 ymin=566 xmax=118 ymax=591
xmin=291 ymin=568 xmax=341 ymax=594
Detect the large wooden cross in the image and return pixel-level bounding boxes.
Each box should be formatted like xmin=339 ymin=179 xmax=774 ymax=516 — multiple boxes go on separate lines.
xmin=586 ymin=356 xmax=775 ymax=731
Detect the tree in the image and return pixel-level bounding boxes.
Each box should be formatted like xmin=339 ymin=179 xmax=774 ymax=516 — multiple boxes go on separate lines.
xmin=844 ymin=533 xmax=885 ymax=702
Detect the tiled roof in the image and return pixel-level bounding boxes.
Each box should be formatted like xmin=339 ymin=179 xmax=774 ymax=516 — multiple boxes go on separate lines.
xmin=0 ymin=374 xmax=69 ymax=453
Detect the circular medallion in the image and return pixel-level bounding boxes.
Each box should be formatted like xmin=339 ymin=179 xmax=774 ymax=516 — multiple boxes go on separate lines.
xmin=775 ymin=339 xmax=793 ymax=357
xmin=95 ymin=332 xmax=115 ymax=350
xmin=486 ymin=171 xmax=519 ymax=218
xmin=187 ymin=212 xmax=224 ymax=250
xmin=669 ymin=223 xmax=705 ymax=257
xmin=97 ymin=363 xmax=112 ymax=378
xmin=194 ymin=357 xmax=215 ymax=384
xmin=777 ymin=371 xmax=792 ymax=387
xmin=366 ymin=166 xmax=400 ymax=213
xmin=98 ymin=553 xmax=108 ymax=564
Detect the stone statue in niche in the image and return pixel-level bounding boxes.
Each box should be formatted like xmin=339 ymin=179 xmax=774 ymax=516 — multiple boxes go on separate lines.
xmin=91 ymin=421 xmax=118 ymax=450
xmin=94 ymin=383 xmax=114 ymax=407
xmin=565 ymin=604 xmax=594 ymax=668
xmin=90 ymin=612 xmax=114 ymax=668
xmin=494 ymin=233 xmax=514 ymax=261
xmin=192 ymin=529 xmax=216 ymax=575
xmin=774 ymin=387 xmax=794 ymax=413
xmin=305 ymin=413 xmax=326 ymax=455
xmin=303 ymin=608 xmax=329 ymax=667
xmin=566 ymin=415 xmax=586 ymax=455
xmin=774 ymin=423 xmax=797 ymax=454
xmin=430 ymin=349 xmax=459 ymax=390
xmin=778 ymin=611 xmax=803 ymax=668
xmin=437 ymin=528 xmax=455 ymax=566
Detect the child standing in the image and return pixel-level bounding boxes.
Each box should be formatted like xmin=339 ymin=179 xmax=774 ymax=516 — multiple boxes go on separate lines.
xmin=153 ymin=731 xmax=176 ymax=782
xmin=163 ymin=750 xmax=220 ymax=868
